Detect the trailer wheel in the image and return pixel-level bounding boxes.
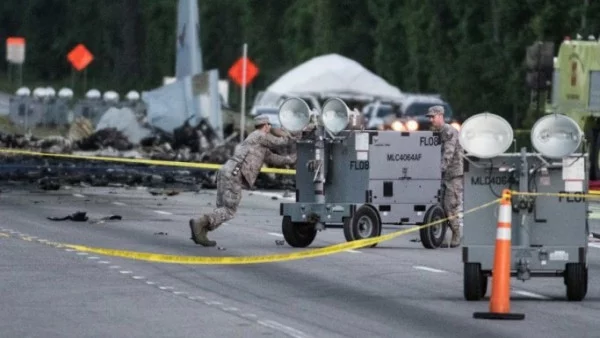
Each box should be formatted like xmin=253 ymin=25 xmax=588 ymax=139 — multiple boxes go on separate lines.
xmin=592 ymin=132 xmax=600 ymax=180
xmin=464 ymin=263 xmax=487 ymax=301
xmin=565 ymin=263 xmax=588 ymax=301
xmin=419 ymin=204 xmax=448 ymax=249
xmin=281 ymin=216 xmax=317 ymax=248
xmin=343 ymin=205 xmax=382 ymax=248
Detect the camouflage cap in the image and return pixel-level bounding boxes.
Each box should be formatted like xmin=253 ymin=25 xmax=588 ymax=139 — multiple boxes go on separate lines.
xmin=254 ymin=114 xmax=272 ymax=126
xmin=426 ymin=105 xmax=445 ymax=117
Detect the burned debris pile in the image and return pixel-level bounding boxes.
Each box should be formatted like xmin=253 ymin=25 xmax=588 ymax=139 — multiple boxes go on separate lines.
xmin=0 ymin=117 xmax=295 ymax=191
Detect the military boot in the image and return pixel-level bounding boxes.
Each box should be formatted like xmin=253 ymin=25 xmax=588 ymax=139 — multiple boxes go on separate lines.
xmin=450 ymin=231 xmax=461 ymax=248
xmin=189 ymin=216 xmax=217 ymax=247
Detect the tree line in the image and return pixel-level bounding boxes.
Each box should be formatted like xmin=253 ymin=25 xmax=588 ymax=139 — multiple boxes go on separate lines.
xmin=0 ymin=0 xmax=597 ymax=128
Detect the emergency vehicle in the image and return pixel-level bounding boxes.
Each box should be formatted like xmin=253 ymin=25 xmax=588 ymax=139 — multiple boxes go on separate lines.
xmin=548 ymin=35 xmax=600 ymax=179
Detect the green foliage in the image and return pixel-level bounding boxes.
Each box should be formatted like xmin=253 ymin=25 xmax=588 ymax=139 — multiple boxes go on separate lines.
xmin=514 ymin=129 xmax=533 ymax=152
xmin=0 ymin=0 xmax=594 ymax=128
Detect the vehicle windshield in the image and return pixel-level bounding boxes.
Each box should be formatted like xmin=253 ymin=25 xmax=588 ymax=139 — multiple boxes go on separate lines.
xmin=403 ymin=102 xmax=453 ymax=118
xmin=364 ymin=104 xmax=395 ymax=118
xmin=376 ymin=105 xmax=395 ymax=118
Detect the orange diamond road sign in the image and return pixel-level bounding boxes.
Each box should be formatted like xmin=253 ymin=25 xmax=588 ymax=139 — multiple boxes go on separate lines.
xmin=228 ymin=57 xmax=259 ymax=86
xmin=67 ymin=44 xmax=94 ymax=71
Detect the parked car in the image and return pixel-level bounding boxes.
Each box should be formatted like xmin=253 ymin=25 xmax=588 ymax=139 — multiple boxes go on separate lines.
xmin=362 ymin=94 xmax=461 ymax=132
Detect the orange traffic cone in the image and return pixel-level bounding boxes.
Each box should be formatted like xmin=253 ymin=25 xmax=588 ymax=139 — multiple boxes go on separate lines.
xmin=473 ymin=189 xmax=525 ymax=320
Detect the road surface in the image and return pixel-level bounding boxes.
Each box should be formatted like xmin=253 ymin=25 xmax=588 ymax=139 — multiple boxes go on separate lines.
xmin=1 ymin=184 xmax=600 ymax=337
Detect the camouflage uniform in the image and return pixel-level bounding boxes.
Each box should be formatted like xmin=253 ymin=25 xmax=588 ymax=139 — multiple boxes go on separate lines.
xmin=189 ymin=114 xmax=297 ymax=246
xmin=428 ymin=106 xmax=464 ymax=247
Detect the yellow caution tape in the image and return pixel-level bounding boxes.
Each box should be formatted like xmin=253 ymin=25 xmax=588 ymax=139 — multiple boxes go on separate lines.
xmin=0 ymin=148 xmax=296 ymax=175
xmin=8 ymin=189 xmax=599 ymax=264
xmin=3 ymin=198 xmax=501 ymax=265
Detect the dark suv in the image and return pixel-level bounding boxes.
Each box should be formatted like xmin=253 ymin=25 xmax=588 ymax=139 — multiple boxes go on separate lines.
xmin=363 ymin=95 xmax=461 ymax=132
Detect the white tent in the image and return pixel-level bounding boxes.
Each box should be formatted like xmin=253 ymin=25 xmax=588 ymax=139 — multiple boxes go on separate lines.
xmin=259 ymin=54 xmax=404 ymax=106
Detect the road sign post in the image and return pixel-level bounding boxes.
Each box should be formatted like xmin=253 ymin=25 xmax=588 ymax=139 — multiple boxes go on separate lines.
xmin=240 ymin=43 xmax=247 ymax=141
xmin=228 ymin=45 xmax=259 ymax=142
xmin=67 ymin=44 xmax=94 ymax=94
xmin=6 ymin=37 xmax=26 ymax=88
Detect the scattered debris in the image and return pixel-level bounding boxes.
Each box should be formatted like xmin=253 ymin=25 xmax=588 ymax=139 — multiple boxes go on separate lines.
xmin=38 ymin=177 xmax=60 ymax=190
xmin=0 ymin=112 xmax=296 ymax=191
xmin=148 ymin=189 xmax=180 ymax=196
xmin=154 ymin=232 xmax=168 ymax=236
xmin=275 ymin=239 xmax=285 ymax=246
xmin=89 ymin=215 xmax=123 ymax=225
xmin=48 ymin=211 xmax=89 ymax=222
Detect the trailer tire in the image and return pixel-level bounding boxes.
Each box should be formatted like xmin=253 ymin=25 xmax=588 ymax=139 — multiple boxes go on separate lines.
xmin=591 ymin=132 xmax=600 ymax=180
xmin=464 ymin=263 xmax=487 ymax=301
xmin=565 ymin=263 xmax=587 ymax=301
xmin=282 ymin=216 xmax=317 ymax=248
xmin=419 ymin=204 xmax=448 ymax=249
xmin=343 ymin=205 xmax=382 ymax=248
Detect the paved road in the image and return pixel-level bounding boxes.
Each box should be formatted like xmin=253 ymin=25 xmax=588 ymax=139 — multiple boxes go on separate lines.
xmin=1 ymin=184 xmax=600 ymax=337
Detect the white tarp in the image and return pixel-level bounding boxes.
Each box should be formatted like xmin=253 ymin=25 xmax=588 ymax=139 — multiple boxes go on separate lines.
xmin=260 ymin=54 xmax=404 ymax=105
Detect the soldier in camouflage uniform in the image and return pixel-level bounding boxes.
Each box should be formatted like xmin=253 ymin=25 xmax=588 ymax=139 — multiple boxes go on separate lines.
xmin=426 ymin=105 xmax=464 ymax=248
xmin=188 ymin=114 xmax=297 ymax=246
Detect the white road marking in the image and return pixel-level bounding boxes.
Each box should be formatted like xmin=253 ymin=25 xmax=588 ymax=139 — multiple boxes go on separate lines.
xmin=240 ymin=313 xmax=258 ymax=319
xmin=159 ymin=286 xmax=174 ymax=290
xmin=188 ymin=296 xmax=206 ymax=301
xmin=98 ymin=261 xmax=110 ymax=264
xmin=132 ymin=276 xmax=145 ymax=280
xmin=87 ymin=256 xmax=100 ymax=260
xmin=146 ymin=281 xmax=156 ymax=285
xmin=513 ymin=290 xmax=550 ymax=300
xmin=76 ymin=252 xmax=89 ymax=256
xmin=258 ymin=320 xmax=312 ymax=338
xmin=589 ymin=243 xmax=600 ymax=249
xmin=268 ymin=232 xmax=284 ymax=237
xmin=73 ymin=193 xmax=85 ymax=198
xmin=345 ymin=249 xmax=362 ymax=254
xmin=109 ymin=265 xmax=121 ymax=269
xmin=413 ymin=265 xmax=447 ymax=273
xmin=112 ymin=201 xmax=127 ymax=206
xmin=154 ymin=210 xmax=173 ymax=215
xmin=119 ymin=271 xmax=132 ymax=274
xmin=222 ymin=307 xmax=239 ymax=312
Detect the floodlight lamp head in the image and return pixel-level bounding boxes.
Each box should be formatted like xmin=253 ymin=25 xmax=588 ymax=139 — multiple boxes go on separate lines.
xmin=33 ymin=87 xmax=48 ymax=99
xmin=278 ymin=97 xmax=311 ymax=133
xmin=45 ymin=87 xmax=56 ymax=98
xmin=530 ymin=114 xmax=583 ymax=159
xmin=321 ymin=97 xmax=350 ymax=134
xmin=103 ymin=90 xmax=120 ymax=102
xmin=15 ymin=87 xmax=30 ymax=96
xmin=459 ymin=112 xmax=514 ymax=158
xmin=86 ymin=89 xmax=101 ymax=99
xmin=126 ymin=90 xmax=140 ymax=101
xmin=58 ymin=87 xmax=74 ymax=99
